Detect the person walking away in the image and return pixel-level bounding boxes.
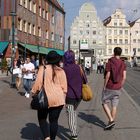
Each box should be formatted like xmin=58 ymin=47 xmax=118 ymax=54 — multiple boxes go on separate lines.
xmin=100 ymin=60 xmax=104 ymax=74
xmin=22 ymin=57 xmax=35 ymax=98
xmin=31 ymin=51 xmax=67 ymax=140
xmin=102 ymin=47 xmax=126 ymax=130
xmin=96 ymin=61 xmax=101 ymax=74
xmin=63 ymin=50 xmax=87 ymax=140
xmin=16 ymin=59 xmax=24 ymax=91
xmin=85 ymin=61 xmax=90 ymax=75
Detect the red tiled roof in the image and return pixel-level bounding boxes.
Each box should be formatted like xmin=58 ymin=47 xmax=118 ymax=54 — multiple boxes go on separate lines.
xmin=49 ymin=0 xmax=65 ymax=13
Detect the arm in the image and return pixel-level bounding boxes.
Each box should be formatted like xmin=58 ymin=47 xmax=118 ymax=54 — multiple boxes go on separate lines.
xmin=103 ymin=71 xmax=110 ymax=90
xmin=121 ymin=70 xmax=126 ymax=86
xmin=59 ymin=70 xmax=67 ymax=94
xmin=31 ymin=66 xmax=44 ymax=95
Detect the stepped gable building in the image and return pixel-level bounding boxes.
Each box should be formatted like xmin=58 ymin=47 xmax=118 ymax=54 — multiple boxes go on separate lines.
xmin=70 ymin=2 xmax=105 ymax=65
xmin=103 ymin=8 xmax=130 ymax=60
xmin=129 ymin=18 xmax=140 ymax=63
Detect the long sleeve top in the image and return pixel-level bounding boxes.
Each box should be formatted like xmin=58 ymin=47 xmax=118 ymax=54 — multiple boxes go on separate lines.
xmin=31 ymin=65 xmax=67 ymax=108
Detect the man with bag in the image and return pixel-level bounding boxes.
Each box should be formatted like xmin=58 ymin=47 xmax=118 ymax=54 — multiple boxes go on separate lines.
xmin=102 ymin=47 xmax=126 ymax=130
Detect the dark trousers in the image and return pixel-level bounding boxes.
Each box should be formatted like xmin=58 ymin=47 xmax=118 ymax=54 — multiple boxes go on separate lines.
xmin=37 ymin=105 xmax=63 ymax=140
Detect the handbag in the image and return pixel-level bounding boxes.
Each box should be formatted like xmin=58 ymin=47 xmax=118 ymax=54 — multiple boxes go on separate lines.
xmin=79 ymin=66 xmax=93 ymax=101
xmin=31 ymin=66 xmax=48 ymax=110
xmin=82 ymin=84 xmax=93 ymax=101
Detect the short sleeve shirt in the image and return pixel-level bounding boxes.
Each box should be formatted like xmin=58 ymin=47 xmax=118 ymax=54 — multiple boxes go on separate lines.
xmin=105 ymin=58 xmax=126 ymax=90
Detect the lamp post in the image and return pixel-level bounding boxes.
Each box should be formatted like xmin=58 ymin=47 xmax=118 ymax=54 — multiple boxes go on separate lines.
xmin=10 ymin=11 xmax=17 ymax=87
xmin=79 ymin=40 xmax=81 ymax=64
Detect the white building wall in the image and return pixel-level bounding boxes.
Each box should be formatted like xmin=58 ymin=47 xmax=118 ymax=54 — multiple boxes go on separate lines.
xmin=130 ymin=19 xmax=140 ymax=61
xmin=105 ymin=9 xmax=131 ymax=59
xmin=70 ymin=2 xmax=106 ymax=61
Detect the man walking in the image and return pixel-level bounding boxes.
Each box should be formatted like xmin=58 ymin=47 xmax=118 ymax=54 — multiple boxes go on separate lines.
xmin=22 ymin=57 xmax=35 ymax=98
xmin=102 ymin=47 xmax=126 ymax=130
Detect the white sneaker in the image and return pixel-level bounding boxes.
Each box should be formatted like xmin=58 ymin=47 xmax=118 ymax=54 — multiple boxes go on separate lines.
xmin=25 ymin=92 xmax=28 ymax=97
xmin=25 ymin=93 xmax=30 ymax=98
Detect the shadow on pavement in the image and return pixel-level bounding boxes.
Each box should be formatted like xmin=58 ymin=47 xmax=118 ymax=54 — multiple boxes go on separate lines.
xmin=20 ymin=123 xmax=43 ymax=140
xmin=1 ymin=79 xmax=11 ymax=86
xmin=78 ymin=112 xmax=106 ymax=128
xmin=57 ymin=125 xmax=71 ymax=140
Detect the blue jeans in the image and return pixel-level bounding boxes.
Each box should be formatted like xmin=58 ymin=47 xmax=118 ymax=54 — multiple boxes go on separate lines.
xmin=23 ymin=78 xmax=32 ymax=93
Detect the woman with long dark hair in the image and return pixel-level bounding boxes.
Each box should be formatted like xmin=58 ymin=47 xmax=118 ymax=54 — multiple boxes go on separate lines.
xmin=31 ymin=51 xmax=67 ymax=140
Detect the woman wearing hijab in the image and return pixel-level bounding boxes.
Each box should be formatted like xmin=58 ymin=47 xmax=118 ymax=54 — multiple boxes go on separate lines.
xmin=31 ymin=51 xmax=67 ymax=140
xmin=63 ymin=50 xmax=87 ymax=140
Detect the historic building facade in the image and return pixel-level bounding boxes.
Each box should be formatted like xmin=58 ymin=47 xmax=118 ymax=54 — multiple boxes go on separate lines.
xmin=0 ymin=0 xmax=65 ymax=59
xmin=70 ymin=2 xmax=105 ymax=65
xmin=103 ymin=9 xmax=131 ymax=60
xmin=129 ymin=18 xmax=140 ymax=63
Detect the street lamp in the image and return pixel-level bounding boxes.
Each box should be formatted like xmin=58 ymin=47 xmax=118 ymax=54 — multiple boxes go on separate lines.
xmin=10 ymin=11 xmax=17 ymax=87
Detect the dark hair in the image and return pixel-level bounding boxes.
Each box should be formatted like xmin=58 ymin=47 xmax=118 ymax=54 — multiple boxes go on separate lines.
xmin=114 ymin=47 xmax=122 ymax=56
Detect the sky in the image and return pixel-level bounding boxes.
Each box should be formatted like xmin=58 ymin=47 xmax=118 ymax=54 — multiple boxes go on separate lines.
xmin=59 ymin=0 xmax=140 ymax=47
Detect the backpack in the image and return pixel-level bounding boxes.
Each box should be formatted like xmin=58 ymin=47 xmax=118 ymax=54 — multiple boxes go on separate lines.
xmin=109 ymin=59 xmax=123 ymax=83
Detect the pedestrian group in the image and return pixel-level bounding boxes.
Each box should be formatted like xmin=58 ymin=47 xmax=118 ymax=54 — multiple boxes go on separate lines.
xmin=9 ymin=47 xmax=126 ymax=140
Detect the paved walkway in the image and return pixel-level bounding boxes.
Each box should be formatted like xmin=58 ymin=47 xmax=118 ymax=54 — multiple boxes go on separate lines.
xmin=0 ymin=71 xmax=140 ymax=140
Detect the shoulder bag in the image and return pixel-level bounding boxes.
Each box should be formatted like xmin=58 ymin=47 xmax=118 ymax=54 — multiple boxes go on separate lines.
xmin=30 ymin=66 xmax=48 ymax=110
xmin=79 ymin=66 xmax=93 ymax=101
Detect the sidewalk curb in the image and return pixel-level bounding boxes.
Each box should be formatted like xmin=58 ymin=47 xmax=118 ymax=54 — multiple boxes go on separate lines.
xmin=122 ymin=88 xmax=140 ymax=114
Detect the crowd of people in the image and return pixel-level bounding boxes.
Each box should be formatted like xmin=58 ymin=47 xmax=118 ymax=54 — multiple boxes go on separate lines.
xmin=5 ymin=47 xmax=126 ymax=140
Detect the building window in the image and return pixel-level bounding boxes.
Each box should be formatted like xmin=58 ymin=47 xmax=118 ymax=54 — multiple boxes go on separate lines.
xmin=52 ymin=15 xmax=54 ymax=24
xmin=119 ymin=39 xmax=122 ymax=44
xmin=46 ymin=30 xmax=48 ymax=39
xmin=23 ymin=0 xmax=27 ymax=8
xmin=73 ymin=40 xmax=76 ymax=44
xmin=18 ymin=18 xmax=22 ymax=31
xmin=39 ymin=6 xmax=41 ymax=16
xmin=138 ymin=39 xmax=140 ymax=43
xmin=114 ymin=22 xmax=117 ymax=26
xmin=138 ymin=48 xmax=140 ymax=52
xmin=86 ymin=30 xmax=89 ymax=35
xmin=60 ymin=36 xmax=63 ymax=43
xmin=43 ymin=9 xmax=45 ymax=19
xmin=38 ymin=27 xmax=41 ymax=37
xmin=119 ymin=22 xmax=122 ymax=26
xmin=51 ymin=32 xmax=54 ymax=41
xmin=19 ymin=0 xmax=22 ymax=5
xmin=23 ymin=20 xmax=26 ymax=32
xmin=125 ymin=30 xmax=128 ymax=35
xmin=93 ymin=40 xmax=96 ymax=44
xmin=135 ymin=31 xmax=139 ymax=35
xmin=133 ymin=39 xmax=136 ymax=43
xmin=86 ymin=23 xmax=90 ymax=28
xmin=46 ymin=11 xmax=48 ymax=20
xmin=117 ymin=15 xmax=119 ymax=18
xmin=29 ymin=0 xmax=32 ymax=11
xmin=33 ymin=3 xmax=36 ymax=13
xmin=28 ymin=23 xmax=31 ymax=34
xmin=108 ymin=39 xmax=112 ymax=44
xmin=114 ymin=39 xmax=117 ymax=44
xmin=125 ymin=39 xmax=128 ymax=44
xmin=25 ymin=21 xmax=27 ymax=32
xmin=114 ymin=30 xmax=117 ymax=35
xmin=119 ymin=30 xmax=123 ymax=35
xmin=125 ymin=49 xmax=128 ymax=54
xmin=93 ymin=31 xmax=96 ymax=35
xmin=33 ymin=25 xmax=35 ymax=35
